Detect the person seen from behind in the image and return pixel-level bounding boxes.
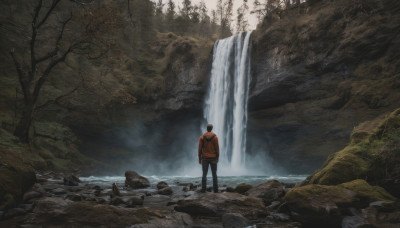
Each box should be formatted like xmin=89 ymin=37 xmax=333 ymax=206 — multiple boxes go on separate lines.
xmin=198 ymin=124 xmax=220 ymax=193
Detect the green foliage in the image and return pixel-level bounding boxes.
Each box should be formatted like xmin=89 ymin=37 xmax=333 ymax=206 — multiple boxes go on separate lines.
xmin=308 ymin=108 xmax=400 ymax=192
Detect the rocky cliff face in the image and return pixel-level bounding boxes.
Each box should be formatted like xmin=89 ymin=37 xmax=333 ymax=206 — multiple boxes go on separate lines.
xmin=1 ymin=0 xmax=400 ymax=175
xmin=247 ymin=0 xmax=400 ymax=172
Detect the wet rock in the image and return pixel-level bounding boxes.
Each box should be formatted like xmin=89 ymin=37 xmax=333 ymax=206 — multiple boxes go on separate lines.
xmin=63 ymin=175 xmax=81 ymax=186
xmin=3 ymin=207 xmax=27 ymax=219
xmin=33 ymin=197 xmax=71 ymax=215
xmin=269 ymin=212 xmax=291 ymax=222
xmin=175 ymin=212 xmax=193 ymax=226
xmin=52 ymin=188 xmax=67 ymax=195
xmin=247 ymin=180 xmax=285 ymax=204
xmin=112 ymin=183 xmax=121 ymax=196
xmin=222 ymin=213 xmax=250 ymax=228
xmin=0 ymin=194 xmax=16 ymax=211
xmin=19 ymin=203 xmax=34 ymax=212
xmin=226 ymin=187 xmax=235 ymax=192
xmin=369 ymin=201 xmax=397 ymax=212
xmin=157 ymin=181 xmax=169 ymax=190
xmin=234 ymin=183 xmax=252 ymax=194
xmin=125 ymin=171 xmax=150 ymax=189
xmin=42 ymin=184 xmax=62 ymax=191
xmin=174 ymin=192 xmax=267 ymax=220
xmin=341 ymin=216 xmax=368 ymax=228
xmin=32 ymin=201 xmax=162 ymax=227
xmin=267 ymin=201 xmax=281 ymax=210
xmin=97 ymin=197 xmax=108 ymax=204
xmin=176 ymin=182 xmax=194 ymax=190
xmin=158 ymin=187 xmax=173 ymax=195
xmin=23 ymin=191 xmax=42 ymax=203
xmin=128 ymin=196 xmax=144 ymax=207
xmin=110 ymin=197 xmax=125 ymax=206
xmin=31 ymin=183 xmax=46 ymax=194
xmin=65 ymin=194 xmax=82 ymax=201
xmin=167 ymin=199 xmax=179 ymax=206
xmin=184 ymin=191 xmax=196 ymax=198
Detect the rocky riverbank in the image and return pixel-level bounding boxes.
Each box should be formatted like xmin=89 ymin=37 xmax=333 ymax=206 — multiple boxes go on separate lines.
xmin=0 ymin=170 xmax=398 ymax=228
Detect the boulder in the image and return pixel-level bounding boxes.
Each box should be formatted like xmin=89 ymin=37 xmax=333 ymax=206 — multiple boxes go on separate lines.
xmin=52 ymin=188 xmax=67 ymax=195
xmin=338 ymin=179 xmax=396 ymax=206
xmin=112 ymin=183 xmax=121 ymax=196
xmin=23 ymin=191 xmax=42 ymax=203
xmin=174 ymin=192 xmax=267 ymax=220
xmin=341 ymin=216 xmax=369 ymax=228
xmin=234 ymin=183 xmax=252 ymax=194
xmin=127 ymin=196 xmax=144 ymax=207
xmin=31 ymin=199 xmax=162 ymax=227
xmin=63 ymin=175 xmax=81 ymax=186
xmin=65 ymin=194 xmax=83 ymax=201
xmin=156 ymin=181 xmax=169 ymax=190
xmin=3 ymin=207 xmax=27 ymax=220
xmin=158 ymin=187 xmax=173 ymax=195
xmin=33 ymin=197 xmax=71 ymax=215
xmin=246 ymin=180 xmax=285 ymax=204
xmin=222 ymin=213 xmax=250 ymax=228
xmin=305 ymin=108 xmax=400 ymax=198
xmin=110 ymin=197 xmax=125 ymax=206
xmin=125 ymin=171 xmax=150 ymax=189
xmin=0 ymin=142 xmax=36 ymax=210
xmin=283 ymin=184 xmax=359 ymax=226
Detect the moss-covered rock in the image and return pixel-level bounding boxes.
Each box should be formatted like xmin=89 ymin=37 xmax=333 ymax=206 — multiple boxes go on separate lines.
xmin=338 ymin=179 xmax=396 ymax=203
xmin=306 ymin=108 xmax=400 ymax=197
xmin=0 ymin=141 xmax=36 ymax=210
xmin=283 ymin=184 xmax=359 ymax=226
xmin=309 ymin=145 xmax=369 ymax=185
xmin=234 ymin=183 xmax=253 ymax=194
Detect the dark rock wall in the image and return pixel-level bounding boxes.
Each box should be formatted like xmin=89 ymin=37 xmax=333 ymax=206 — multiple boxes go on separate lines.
xmin=247 ymin=0 xmax=400 ymax=172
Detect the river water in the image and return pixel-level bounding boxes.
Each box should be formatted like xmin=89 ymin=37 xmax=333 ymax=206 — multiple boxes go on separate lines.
xmin=80 ymin=175 xmax=307 ymax=188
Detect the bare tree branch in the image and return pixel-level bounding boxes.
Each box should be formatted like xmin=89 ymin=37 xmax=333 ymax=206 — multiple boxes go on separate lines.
xmin=36 ymin=12 xmax=73 ymax=64
xmin=36 ymin=0 xmax=62 ymax=29
xmin=10 ymin=50 xmax=29 ymax=103
xmin=32 ymin=47 xmax=72 ymax=103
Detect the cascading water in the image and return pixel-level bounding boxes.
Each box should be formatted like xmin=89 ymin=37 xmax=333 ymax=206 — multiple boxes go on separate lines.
xmin=203 ymin=31 xmax=252 ymax=174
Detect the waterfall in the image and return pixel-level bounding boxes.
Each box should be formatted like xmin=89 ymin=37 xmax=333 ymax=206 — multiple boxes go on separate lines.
xmin=203 ymin=31 xmax=252 ymax=173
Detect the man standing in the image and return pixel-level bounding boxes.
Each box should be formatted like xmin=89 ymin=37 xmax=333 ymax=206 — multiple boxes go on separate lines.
xmin=198 ymin=124 xmax=220 ymax=193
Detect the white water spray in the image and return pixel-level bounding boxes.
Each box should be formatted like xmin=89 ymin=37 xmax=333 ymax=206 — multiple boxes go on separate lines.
xmin=203 ymin=32 xmax=252 ymax=174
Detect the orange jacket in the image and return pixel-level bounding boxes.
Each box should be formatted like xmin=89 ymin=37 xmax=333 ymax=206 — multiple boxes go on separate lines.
xmin=198 ymin=132 xmax=219 ymax=160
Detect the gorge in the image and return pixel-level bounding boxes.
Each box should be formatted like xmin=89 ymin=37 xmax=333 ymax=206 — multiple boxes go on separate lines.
xmin=1 ymin=0 xmax=400 ymax=227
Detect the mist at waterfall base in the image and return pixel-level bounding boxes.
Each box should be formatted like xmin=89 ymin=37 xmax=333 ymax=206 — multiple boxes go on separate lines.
xmin=87 ymin=32 xmax=307 ymax=184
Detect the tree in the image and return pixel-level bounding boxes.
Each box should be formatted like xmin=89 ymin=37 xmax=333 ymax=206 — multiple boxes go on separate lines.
xmin=180 ymin=0 xmax=193 ymax=19
xmin=236 ymin=0 xmax=250 ymax=33
xmin=165 ymin=0 xmax=176 ymax=30
xmin=251 ymin=0 xmax=265 ymax=23
xmin=128 ymin=0 xmax=155 ymax=44
xmin=154 ymin=0 xmax=165 ymax=31
xmin=9 ymin=0 xmax=121 ymax=142
xmin=216 ymin=0 xmax=233 ymax=37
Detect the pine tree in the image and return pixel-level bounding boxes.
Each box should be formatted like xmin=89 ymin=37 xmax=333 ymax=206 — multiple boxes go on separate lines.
xmin=236 ymin=0 xmax=249 ymax=33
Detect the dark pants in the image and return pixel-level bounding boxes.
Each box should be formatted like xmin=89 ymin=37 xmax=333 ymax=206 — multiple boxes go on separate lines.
xmin=202 ymin=159 xmax=218 ymax=192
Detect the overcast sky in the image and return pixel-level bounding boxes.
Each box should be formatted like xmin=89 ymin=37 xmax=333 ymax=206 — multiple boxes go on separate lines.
xmin=170 ymin=0 xmax=259 ymax=32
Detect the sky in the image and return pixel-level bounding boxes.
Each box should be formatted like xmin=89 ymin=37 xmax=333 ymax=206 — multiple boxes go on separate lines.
xmin=171 ymin=0 xmax=260 ymax=31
